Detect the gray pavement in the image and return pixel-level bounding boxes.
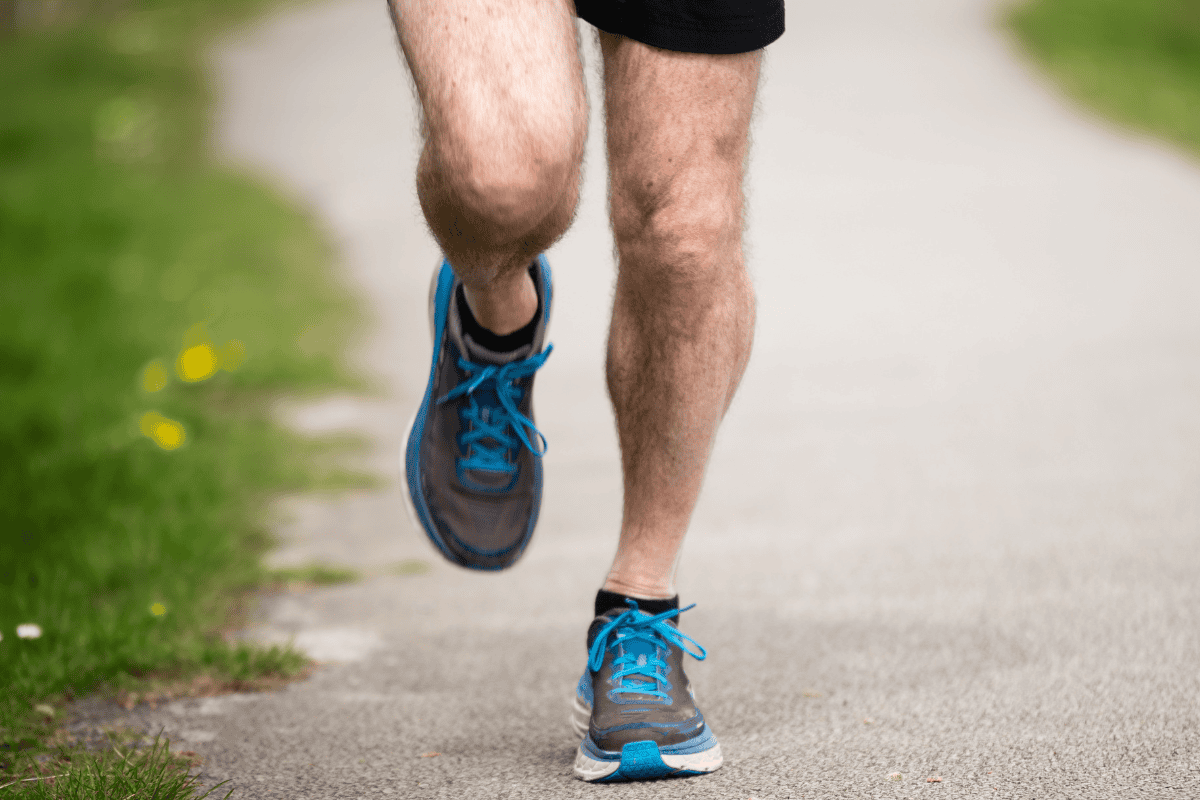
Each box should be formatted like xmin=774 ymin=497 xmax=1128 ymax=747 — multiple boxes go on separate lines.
xmin=105 ymin=0 xmax=1200 ymax=796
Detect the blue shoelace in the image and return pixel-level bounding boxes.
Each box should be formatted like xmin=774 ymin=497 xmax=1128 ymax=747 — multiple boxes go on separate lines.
xmin=436 ymin=345 xmax=553 ymax=473
xmin=587 ymin=601 xmax=707 ymax=703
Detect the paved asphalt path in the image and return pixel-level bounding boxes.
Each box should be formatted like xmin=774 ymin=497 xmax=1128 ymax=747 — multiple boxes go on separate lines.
xmin=95 ymin=0 xmax=1200 ymax=797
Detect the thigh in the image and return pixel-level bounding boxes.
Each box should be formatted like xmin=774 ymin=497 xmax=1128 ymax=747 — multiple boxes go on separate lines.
xmin=389 ymin=0 xmax=588 ymax=173
xmin=598 ymin=30 xmax=761 ymax=256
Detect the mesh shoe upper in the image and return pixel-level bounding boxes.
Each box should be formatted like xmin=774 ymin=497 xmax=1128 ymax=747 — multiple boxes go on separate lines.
xmin=405 ymin=257 xmax=552 ymax=570
xmin=583 ymin=602 xmax=710 ymax=751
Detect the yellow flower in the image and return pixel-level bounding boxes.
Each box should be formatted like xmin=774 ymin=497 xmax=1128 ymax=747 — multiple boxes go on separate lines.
xmin=178 ymin=343 xmax=217 ymax=381
xmin=140 ymin=411 xmax=186 ymax=450
xmin=176 ymin=322 xmax=218 ymax=382
xmin=150 ymin=602 xmax=167 ymax=617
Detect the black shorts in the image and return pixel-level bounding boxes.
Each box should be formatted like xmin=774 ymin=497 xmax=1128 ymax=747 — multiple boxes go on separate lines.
xmin=575 ymin=0 xmax=784 ymax=55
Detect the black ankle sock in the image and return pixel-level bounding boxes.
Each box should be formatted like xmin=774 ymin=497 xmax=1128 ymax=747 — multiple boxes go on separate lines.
xmin=455 ymin=266 xmax=540 ymax=352
xmin=595 ymin=589 xmax=679 ymax=619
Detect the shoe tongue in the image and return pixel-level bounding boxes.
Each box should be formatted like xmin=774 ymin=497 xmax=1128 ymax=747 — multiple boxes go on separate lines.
xmin=622 ymin=637 xmax=656 ymax=662
xmin=462 ymin=331 xmax=534 ymax=366
xmin=617 ymin=635 xmax=663 ymax=696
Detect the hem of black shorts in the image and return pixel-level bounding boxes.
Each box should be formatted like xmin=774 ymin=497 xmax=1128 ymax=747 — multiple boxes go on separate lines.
xmin=575 ymin=4 xmax=784 ymax=55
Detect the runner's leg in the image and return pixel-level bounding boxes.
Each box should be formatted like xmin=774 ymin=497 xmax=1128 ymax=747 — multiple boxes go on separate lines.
xmin=388 ymin=0 xmax=588 ymax=333
xmin=598 ymin=30 xmax=762 ymax=598
xmin=394 ymin=0 xmax=583 ymax=571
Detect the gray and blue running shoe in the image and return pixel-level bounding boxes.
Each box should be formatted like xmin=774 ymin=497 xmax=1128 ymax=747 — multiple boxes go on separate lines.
xmin=403 ymin=255 xmax=552 ymax=570
xmin=572 ymin=601 xmax=723 ymax=781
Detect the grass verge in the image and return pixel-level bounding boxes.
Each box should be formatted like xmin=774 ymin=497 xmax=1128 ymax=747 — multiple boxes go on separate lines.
xmin=2 ymin=732 xmax=232 ymax=799
xmin=1009 ymin=0 xmax=1200 ymax=158
xmin=1 ymin=0 xmax=370 ymax=794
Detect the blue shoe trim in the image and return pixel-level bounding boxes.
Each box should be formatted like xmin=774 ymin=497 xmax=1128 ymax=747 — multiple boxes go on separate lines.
xmin=593 ymin=740 xmax=708 ymax=782
xmin=539 ymin=252 xmax=553 ymax=328
xmin=659 ymin=725 xmax=717 ymax=756
xmin=580 ymin=736 xmax=618 ymax=762
xmin=606 ymin=742 xmax=671 ymax=781
xmin=405 ymin=261 xmax=458 ymax=566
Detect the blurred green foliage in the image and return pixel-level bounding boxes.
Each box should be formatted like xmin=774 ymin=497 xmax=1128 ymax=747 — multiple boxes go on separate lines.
xmin=1011 ymin=0 xmax=1200 ymax=157
xmin=0 ymin=0 xmax=367 ymax=766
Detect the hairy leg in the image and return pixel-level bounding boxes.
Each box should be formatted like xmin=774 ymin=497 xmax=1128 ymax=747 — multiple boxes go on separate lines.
xmin=598 ymin=31 xmax=762 ymax=598
xmin=388 ymin=0 xmax=588 ymax=333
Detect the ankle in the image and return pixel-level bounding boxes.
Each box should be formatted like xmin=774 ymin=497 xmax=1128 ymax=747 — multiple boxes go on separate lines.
xmin=601 ymin=576 xmax=676 ymax=602
xmin=457 ymin=283 xmax=540 ymax=352
xmin=595 ymin=588 xmax=679 ymax=618
xmin=461 ymin=263 xmax=538 ymax=335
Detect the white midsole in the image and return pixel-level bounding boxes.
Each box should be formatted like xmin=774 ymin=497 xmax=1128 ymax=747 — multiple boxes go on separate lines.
xmin=570 ymin=693 xmax=590 ymax=739
xmin=570 ymin=693 xmax=723 ymax=781
xmin=573 ymin=750 xmax=621 ymax=781
xmin=661 ymin=744 xmax=723 ymax=773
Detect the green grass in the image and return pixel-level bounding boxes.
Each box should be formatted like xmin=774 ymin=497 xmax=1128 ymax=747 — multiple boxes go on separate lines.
xmin=1010 ymin=0 xmax=1200 ymax=157
xmin=2 ymin=732 xmax=232 ymax=799
xmin=1 ymin=0 xmax=369 ymax=793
